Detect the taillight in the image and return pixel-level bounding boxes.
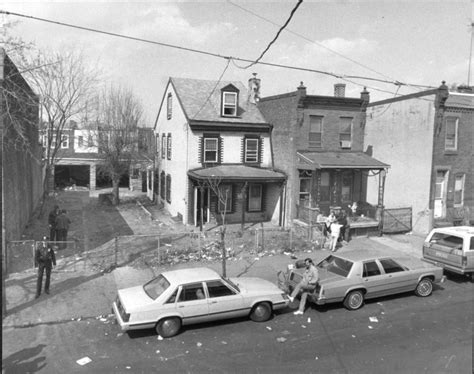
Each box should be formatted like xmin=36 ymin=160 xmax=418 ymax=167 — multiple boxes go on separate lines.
xmin=116 ymin=297 xmax=130 ymax=322
xmin=462 ymin=256 xmax=467 ymax=266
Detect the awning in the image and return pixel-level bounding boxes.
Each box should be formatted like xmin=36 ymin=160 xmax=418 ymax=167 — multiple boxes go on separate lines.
xmin=188 ymin=165 xmax=286 ymax=182
xmin=297 ymin=151 xmax=390 ymax=170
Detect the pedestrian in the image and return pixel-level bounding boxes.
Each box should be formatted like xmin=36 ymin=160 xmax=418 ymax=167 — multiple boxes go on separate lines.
xmin=337 ymin=210 xmax=348 ymax=243
xmin=288 ymin=258 xmax=319 ymax=315
xmin=329 ymin=221 xmax=342 ymax=252
xmin=35 ymin=236 xmax=56 ymax=298
xmin=55 ymin=209 xmax=71 ymax=249
xmin=48 ymin=205 xmax=60 ymax=242
xmin=323 ymin=211 xmax=336 ymax=247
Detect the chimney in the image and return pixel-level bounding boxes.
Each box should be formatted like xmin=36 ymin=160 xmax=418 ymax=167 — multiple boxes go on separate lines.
xmin=248 ymin=73 xmax=261 ymax=104
xmin=435 ymin=80 xmax=449 ymax=110
xmin=334 ymin=83 xmax=346 ymax=97
xmin=360 ymin=87 xmax=370 ymax=103
xmin=297 ymin=81 xmax=306 ymax=99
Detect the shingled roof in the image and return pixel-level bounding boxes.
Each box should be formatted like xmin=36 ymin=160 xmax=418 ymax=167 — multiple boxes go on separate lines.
xmin=170 ymin=77 xmax=268 ymax=124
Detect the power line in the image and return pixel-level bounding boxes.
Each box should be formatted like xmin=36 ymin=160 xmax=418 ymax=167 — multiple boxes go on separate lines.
xmin=241 ymin=0 xmax=303 ymax=69
xmin=0 ymin=9 xmax=434 ymax=90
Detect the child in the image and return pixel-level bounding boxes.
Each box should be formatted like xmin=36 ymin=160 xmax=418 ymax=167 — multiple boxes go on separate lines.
xmin=329 ymin=222 xmax=342 ymax=252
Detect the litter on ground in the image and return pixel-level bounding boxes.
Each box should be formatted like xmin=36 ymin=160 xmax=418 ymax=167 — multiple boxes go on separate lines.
xmin=76 ymin=357 xmax=92 ymax=366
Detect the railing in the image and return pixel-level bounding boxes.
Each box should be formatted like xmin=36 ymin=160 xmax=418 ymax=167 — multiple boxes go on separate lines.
xmin=295 ymin=204 xmax=320 ymax=224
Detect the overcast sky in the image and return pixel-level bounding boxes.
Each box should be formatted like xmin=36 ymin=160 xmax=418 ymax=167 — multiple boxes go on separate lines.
xmin=2 ymin=1 xmax=472 ymax=124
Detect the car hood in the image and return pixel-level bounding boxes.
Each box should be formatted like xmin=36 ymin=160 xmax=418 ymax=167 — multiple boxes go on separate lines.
xmin=118 ymin=286 xmax=153 ymax=312
xmin=230 ymin=277 xmax=280 ymax=295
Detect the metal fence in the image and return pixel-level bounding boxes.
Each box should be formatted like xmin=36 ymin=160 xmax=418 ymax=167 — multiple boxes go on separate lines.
xmin=7 ymin=225 xmax=327 ymax=274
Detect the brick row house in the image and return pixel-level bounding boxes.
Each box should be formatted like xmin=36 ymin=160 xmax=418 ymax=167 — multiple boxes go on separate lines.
xmin=258 ymin=82 xmax=389 ymax=235
xmin=153 ymin=77 xmax=286 ymax=228
xmin=365 ymin=83 xmax=474 ymax=235
xmin=44 ymin=121 xmax=154 ymax=197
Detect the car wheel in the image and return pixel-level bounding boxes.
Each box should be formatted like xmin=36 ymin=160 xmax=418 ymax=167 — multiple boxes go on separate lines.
xmin=415 ymin=278 xmax=433 ymax=297
xmin=343 ymin=290 xmax=364 ymax=310
xmin=155 ymin=317 xmax=182 ymax=338
xmin=250 ymin=302 xmax=272 ymax=322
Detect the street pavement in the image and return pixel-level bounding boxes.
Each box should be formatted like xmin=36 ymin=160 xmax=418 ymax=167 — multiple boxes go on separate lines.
xmin=3 ymin=192 xmax=426 ymax=329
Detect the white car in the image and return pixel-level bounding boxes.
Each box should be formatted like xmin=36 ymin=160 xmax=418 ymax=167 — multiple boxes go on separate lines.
xmin=112 ymin=267 xmax=289 ymax=337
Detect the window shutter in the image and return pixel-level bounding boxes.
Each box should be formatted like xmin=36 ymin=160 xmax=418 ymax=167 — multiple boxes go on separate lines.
xmin=258 ymin=137 xmax=264 ymax=164
xmin=218 ymin=136 xmax=223 ymax=164
xmin=198 ymin=136 xmax=203 ymax=163
xmin=240 ymin=137 xmax=245 ymax=163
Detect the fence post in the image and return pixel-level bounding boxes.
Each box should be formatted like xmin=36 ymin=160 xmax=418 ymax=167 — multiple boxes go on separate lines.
xmin=114 ymin=237 xmax=118 ymax=267
xmin=157 ymin=235 xmax=161 ymax=265
xmin=260 ymin=222 xmax=264 ymax=253
xmin=289 ymin=227 xmax=293 ymax=251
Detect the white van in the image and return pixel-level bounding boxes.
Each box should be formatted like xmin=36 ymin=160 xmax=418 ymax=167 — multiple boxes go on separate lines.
xmin=422 ymin=226 xmax=474 ymax=276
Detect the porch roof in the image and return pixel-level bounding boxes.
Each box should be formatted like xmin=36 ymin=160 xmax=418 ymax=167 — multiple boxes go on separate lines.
xmin=297 ymin=151 xmax=390 ymax=170
xmin=188 ymin=165 xmax=286 ymax=182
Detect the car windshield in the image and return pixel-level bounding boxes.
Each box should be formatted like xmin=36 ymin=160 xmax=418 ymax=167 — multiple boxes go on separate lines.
xmin=318 ymin=255 xmax=353 ymax=277
xmin=223 ymin=277 xmax=240 ymax=292
xmin=143 ymin=274 xmax=170 ymax=300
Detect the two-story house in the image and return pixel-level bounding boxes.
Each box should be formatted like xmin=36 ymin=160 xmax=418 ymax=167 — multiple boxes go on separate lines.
xmin=154 ymin=76 xmax=286 ymax=228
xmin=365 ymin=82 xmax=473 ymax=235
xmin=258 ymin=82 xmax=389 ymax=234
xmin=44 ymin=121 xmax=154 ymax=197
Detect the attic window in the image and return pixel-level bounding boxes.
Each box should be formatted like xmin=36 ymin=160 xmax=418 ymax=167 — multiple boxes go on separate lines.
xmin=222 ymin=92 xmax=237 ymax=117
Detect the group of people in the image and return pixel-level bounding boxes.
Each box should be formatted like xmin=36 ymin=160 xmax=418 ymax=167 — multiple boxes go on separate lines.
xmin=323 ymin=210 xmax=348 ymax=252
xmin=48 ymin=205 xmax=71 ymax=250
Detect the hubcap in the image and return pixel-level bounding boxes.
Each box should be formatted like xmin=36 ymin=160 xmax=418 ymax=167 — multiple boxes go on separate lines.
xmin=419 ymin=281 xmax=431 ymax=296
xmin=163 ymin=319 xmax=179 ymax=335
xmin=350 ymin=293 xmax=362 ymax=308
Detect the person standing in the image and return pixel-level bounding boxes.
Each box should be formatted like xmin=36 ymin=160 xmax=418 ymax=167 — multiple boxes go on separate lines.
xmin=48 ymin=205 xmax=60 ymax=242
xmin=55 ymin=210 xmax=71 ymax=249
xmin=288 ymin=258 xmax=319 ymax=315
xmin=35 ymin=236 xmax=56 ymax=298
xmin=329 ymin=222 xmax=342 ymax=252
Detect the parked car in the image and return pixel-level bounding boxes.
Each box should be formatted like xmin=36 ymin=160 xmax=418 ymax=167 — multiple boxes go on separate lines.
xmin=280 ymin=249 xmax=445 ymax=311
xmin=112 ymin=267 xmax=289 ymax=337
xmin=422 ymin=226 xmax=474 ymax=277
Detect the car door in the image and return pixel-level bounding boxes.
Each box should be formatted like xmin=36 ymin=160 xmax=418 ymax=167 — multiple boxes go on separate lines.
xmin=362 ymin=260 xmax=389 ymax=299
xmin=175 ymin=282 xmax=209 ymax=325
xmin=378 ymin=258 xmax=414 ymax=294
xmin=205 ymin=279 xmax=245 ymax=321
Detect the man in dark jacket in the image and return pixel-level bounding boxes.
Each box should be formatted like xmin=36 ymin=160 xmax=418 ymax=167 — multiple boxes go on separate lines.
xmin=55 ymin=210 xmax=71 ymax=249
xmin=35 ymin=236 xmax=56 ymax=298
xmin=48 ymin=205 xmax=60 ymax=242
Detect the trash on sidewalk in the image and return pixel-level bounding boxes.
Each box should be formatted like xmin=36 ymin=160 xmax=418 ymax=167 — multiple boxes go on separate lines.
xmin=76 ymin=356 xmax=92 ymax=366
xmin=369 ymin=316 xmax=379 ymax=323
xmin=276 ymin=337 xmax=287 ymax=343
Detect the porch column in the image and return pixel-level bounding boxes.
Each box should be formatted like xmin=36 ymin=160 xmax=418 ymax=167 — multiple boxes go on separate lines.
xmin=376 ymin=169 xmax=387 ymax=228
xmin=89 ymin=163 xmax=96 ymax=191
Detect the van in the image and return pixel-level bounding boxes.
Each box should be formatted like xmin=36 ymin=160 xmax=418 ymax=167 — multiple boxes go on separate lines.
xmin=422 ymin=226 xmax=474 ymax=276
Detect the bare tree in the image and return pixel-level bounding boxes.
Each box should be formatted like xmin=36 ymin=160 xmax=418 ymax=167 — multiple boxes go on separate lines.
xmin=94 ymin=85 xmax=145 ymax=205
xmin=21 ymin=48 xmax=100 ymax=195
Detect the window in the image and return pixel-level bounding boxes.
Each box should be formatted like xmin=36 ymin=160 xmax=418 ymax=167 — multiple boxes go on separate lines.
xmin=166 ymin=174 xmax=171 ymax=203
xmin=341 ymin=172 xmax=353 ymax=202
xmin=161 ymin=134 xmax=166 ymax=159
xmin=363 ymin=261 xmax=381 ymax=277
xmin=143 ymin=274 xmax=170 ymax=300
xmin=88 ymin=134 xmax=93 ymax=147
xmin=435 ymin=170 xmax=447 ymax=199
xmin=165 ymin=289 xmax=178 ymax=304
xmin=155 ymin=135 xmax=160 ymax=154
xmin=167 ymin=93 xmax=172 ymax=120
xmin=248 ymin=184 xmax=262 ymax=212
xmin=244 ymin=138 xmax=259 ymax=163
xmin=339 ymin=117 xmax=352 ymax=149
xmin=206 ymin=280 xmax=237 ymax=298
xmin=60 ymin=134 xmax=69 ymax=149
xmin=222 ymin=92 xmax=237 ymax=116
xmin=218 ymin=184 xmax=232 ymax=213
xmin=445 ymin=118 xmax=458 ymax=151
xmin=178 ymin=283 xmax=205 ymax=302
xmin=454 ymin=174 xmax=465 ymax=206
xmin=380 ymin=258 xmax=405 ymax=274
xmin=160 ymin=171 xmax=165 ymax=199
xmin=167 ymin=133 xmax=172 ymax=160
xmin=203 ymin=137 xmax=219 ymax=163
xmin=78 ymin=136 xmax=84 ymax=148
xmin=309 ymin=116 xmax=323 ymax=148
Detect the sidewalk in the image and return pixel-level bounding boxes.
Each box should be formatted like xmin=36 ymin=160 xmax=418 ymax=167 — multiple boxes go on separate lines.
xmin=3 ymin=191 xmax=427 ymax=328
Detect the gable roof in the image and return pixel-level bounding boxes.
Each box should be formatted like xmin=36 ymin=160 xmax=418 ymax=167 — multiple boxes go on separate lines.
xmin=170 ymin=77 xmax=268 ymax=125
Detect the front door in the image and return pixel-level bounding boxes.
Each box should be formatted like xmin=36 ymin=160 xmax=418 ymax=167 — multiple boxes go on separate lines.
xmin=196 ymin=187 xmax=209 ymax=226
xmin=434 ymin=170 xmax=449 ymax=219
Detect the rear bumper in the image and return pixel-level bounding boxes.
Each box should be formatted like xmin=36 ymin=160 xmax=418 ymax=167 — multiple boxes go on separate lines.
xmin=112 ymin=302 xmax=131 ymax=331
xmin=421 ymin=258 xmax=472 ymax=275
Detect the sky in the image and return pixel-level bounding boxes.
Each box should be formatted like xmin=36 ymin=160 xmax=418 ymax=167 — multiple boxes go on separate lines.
xmin=1 ymin=1 xmax=473 ymax=125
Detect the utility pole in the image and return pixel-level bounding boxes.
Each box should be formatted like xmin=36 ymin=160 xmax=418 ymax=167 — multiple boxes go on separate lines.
xmin=469 ymin=21 xmax=473 ymax=86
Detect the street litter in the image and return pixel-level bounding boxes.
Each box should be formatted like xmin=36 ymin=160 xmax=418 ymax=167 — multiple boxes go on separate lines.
xmin=126 ymin=366 xmax=131 ymax=369
xmin=369 ymin=317 xmax=379 ymax=323
xmin=352 ymin=335 xmax=356 ymax=338
xmin=315 ymin=357 xmax=319 ymax=360
xmin=156 ymin=350 xmax=160 ymax=354
xmin=307 ymin=318 xmax=311 ymax=323
xmin=266 ymin=326 xmax=272 ymax=331
xmin=276 ymin=337 xmax=287 ymax=343
xmin=368 ymin=326 xmax=373 ymax=329
xmin=197 ymin=342 xmax=202 ymax=347
xmin=117 ymin=333 xmax=123 ymax=337
xmin=157 ymin=335 xmax=163 ymax=340
xmin=76 ymin=357 xmax=92 ymax=366
xmin=221 ymin=341 xmax=227 ymax=345
xmin=301 ymin=325 xmax=306 ymax=329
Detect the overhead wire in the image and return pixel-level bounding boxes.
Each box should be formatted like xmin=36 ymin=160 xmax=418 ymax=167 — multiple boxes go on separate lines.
xmin=0 ymin=9 xmax=436 ymax=93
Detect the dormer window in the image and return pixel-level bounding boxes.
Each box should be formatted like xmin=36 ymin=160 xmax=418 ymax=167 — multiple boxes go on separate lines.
xmin=221 ymin=84 xmax=239 ymax=117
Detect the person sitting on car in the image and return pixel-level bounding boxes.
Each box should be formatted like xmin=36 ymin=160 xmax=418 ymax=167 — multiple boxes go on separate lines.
xmin=288 ymin=258 xmax=319 ymax=315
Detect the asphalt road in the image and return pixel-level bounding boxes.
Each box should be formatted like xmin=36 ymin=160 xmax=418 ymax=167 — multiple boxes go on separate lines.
xmin=3 ymin=274 xmax=472 ymax=374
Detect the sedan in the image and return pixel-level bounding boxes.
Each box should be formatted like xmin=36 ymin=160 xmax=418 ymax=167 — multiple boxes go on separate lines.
xmin=113 ymin=267 xmax=289 ymax=337
xmin=282 ymin=249 xmax=445 ymax=310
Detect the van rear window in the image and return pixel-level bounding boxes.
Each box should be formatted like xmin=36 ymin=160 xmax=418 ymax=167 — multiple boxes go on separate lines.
xmin=430 ymin=233 xmax=463 ymax=249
